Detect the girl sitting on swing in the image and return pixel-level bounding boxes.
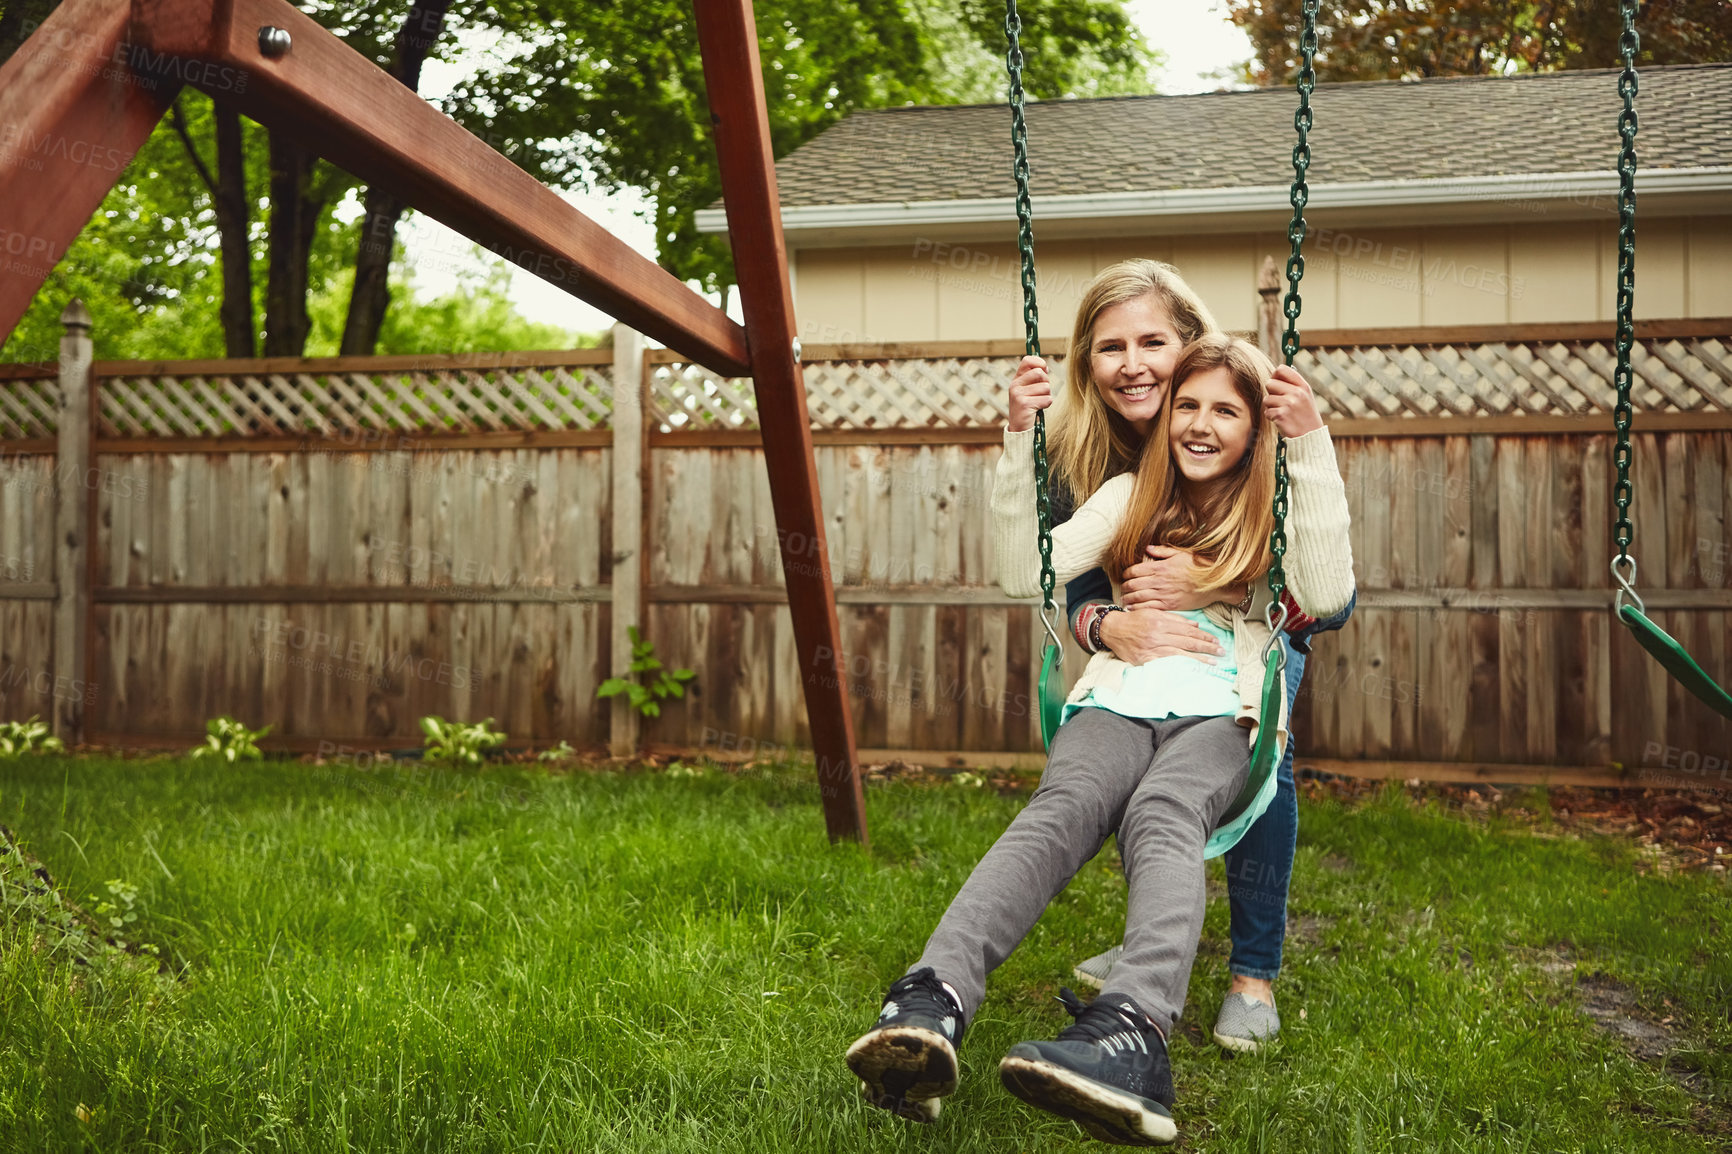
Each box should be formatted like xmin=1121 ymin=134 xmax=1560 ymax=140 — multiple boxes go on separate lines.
xmin=1051 ymin=263 xmax=1355 ymax=1053
xmin=844 ymin=306 xmax=1354 ymax=1143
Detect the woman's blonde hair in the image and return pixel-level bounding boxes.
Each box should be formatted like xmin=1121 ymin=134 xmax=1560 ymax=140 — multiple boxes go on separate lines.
xmin=1048 ymin=259 xmax=1219 ymax=501
xmin=1106 ymin=335 xmax=1277 ymax=593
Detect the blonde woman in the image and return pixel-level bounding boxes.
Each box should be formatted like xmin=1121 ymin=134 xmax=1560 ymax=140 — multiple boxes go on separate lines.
xmin=846 ymin=333 xmax=1354 ymax=1144
xmin=1035 ymin=260 xmax=1354 ymax=1052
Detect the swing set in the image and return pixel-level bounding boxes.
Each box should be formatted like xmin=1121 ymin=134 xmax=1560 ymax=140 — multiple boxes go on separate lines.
xmin=1011 ymin=0 xmax=1732 ymax=822
xmin=0 ymin=0 xmax=1723 ymax=852
xmin=0 ymin=0 xmax=874 ymax=839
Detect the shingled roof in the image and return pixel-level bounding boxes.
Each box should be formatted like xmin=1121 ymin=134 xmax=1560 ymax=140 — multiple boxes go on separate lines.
xmin=766 ymin=63 xmax=1732 ymax=208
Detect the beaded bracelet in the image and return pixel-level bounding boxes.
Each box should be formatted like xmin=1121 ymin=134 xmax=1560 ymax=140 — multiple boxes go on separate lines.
xmin=1087 ymin=604 xmax=1126 ymax=653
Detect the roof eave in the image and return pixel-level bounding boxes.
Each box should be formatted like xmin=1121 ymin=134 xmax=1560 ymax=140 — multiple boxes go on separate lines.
xmin=696 ymin=167 xmax=1732 ymax=247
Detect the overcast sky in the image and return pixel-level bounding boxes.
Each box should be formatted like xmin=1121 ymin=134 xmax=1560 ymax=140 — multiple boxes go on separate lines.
xmin=389 ymin=0 xmax=1256 ymax=336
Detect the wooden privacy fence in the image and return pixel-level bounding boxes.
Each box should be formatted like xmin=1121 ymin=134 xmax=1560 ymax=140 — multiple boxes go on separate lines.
xmin=2 ymin=308 xmax=1731 ymax=787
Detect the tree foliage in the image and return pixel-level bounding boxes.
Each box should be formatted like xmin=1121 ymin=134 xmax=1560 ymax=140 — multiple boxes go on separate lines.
xmin=1226 ymin=0 xmax=1732 ymax=83
xmin=2 ymin=0 xmax=1154 ymax=359
xmin=406 ymin=0 xmax=1155 ymax=295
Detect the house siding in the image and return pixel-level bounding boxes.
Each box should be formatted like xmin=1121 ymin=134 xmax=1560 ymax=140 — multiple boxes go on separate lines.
xmin=793 ymin=214 xmax=1732 ymax=344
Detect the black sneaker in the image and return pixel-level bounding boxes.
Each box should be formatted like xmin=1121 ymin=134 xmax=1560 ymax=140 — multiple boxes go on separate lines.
xmin=845 ymin=967 xmax=965 ymax=1122
xmin=998 ymin=988 xmax=1176 ymax=1145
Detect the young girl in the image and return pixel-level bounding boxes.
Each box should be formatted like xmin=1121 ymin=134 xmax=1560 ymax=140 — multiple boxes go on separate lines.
xmin=1027 ymin=260 xmax=1354 ymax=1051
xmin=844 ymin=334 xmax=1354 ymax=1146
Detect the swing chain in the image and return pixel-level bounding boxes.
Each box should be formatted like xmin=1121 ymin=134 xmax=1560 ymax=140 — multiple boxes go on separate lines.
xmin=1268 ymin=0 xmax=1319 ymax=618
xmin=1611 ymin=0 xmax=1640 ymax=568
xmin=1006 ymin=0 xmax=1060 ymax=649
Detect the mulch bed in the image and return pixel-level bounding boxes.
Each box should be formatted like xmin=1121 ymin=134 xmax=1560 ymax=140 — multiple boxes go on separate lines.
xmin=1296 ymin=773 xmax=1731 ymax=874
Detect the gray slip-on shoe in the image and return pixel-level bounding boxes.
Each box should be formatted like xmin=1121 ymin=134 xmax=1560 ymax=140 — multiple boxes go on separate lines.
xmin=1211 ymin=991 xmax=1280 ymax=1053
xmin=1071 ymin=944 xmax=1123 ymax=990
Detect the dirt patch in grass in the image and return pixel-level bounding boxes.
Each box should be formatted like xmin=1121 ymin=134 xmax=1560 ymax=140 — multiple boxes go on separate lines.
xmin=1523 ymin=954 xmax=1731 ymax=1140
xmin=1575 ymin=971 xmax=1678 ymax=1063
xmin=1287 ymin=913 xmax=1337 ymax=948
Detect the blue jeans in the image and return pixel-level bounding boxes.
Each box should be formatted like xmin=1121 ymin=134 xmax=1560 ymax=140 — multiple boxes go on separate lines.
xmin=1221 ymin=748 xmax=1298 ymax=981
xmin=1220 ymin=615 xmax=1319 ymax=982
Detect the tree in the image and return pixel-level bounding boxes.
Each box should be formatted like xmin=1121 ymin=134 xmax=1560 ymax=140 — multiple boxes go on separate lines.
xmin=309 ymin=260 xmax=598 ymax=357
xmin=340 ymin=0 xmax=454 ymax=355
xmin=1226 ymin=0 xmax=1731 ymax=84
xmin=167 ymin=96 xmax=255 ymax=356
xmin=439 ymin=0 xmax=1157 ymax=297
xmin=257 ymin=3 xmax=437 ymax=356
xmin=3 ymin=0 xmax=1156 ymax=359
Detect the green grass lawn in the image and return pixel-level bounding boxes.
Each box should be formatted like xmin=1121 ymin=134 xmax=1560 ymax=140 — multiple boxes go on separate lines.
xmin=1 ymin=754 xmax=1727 ymax=1153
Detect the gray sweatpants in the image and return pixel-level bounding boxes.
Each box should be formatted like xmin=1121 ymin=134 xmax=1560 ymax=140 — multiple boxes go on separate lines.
xmin=910 ymin=707 xmax=1250 ymax=1038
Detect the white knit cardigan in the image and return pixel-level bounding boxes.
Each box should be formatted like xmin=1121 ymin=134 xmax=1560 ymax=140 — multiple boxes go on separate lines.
xmin=991 ymin=426 xmax=1356 ymax=758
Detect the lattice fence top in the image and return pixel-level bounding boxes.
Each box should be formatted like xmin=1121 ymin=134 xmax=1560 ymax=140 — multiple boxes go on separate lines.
xmin=650 ymin=354 xmax=1068 ymax=432
xmin=0 ymin=374 xmax=58 ymax=439
xmin=5 ymin=336 xmax=1730 ymax=439
xmin=97 ymin=365 xmax=613 ymax=439
xmin=1297 ymin=337 xmax=1732 ymax=421
xmin=648 ymin=337 xmax=1732 ymax=431
xmin=0 ymin=363 xmax=613 ymax=439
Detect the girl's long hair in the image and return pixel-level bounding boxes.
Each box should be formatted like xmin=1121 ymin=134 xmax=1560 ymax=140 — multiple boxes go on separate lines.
xmin=1047 ymin=260 xmax=1218 ymax=501
xmin=1106 ymin=335 xmax=1277 ymax=594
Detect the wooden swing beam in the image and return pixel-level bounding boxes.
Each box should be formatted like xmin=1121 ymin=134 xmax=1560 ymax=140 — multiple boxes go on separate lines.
xmin=0 ymin=0 xmax=869 ymax=842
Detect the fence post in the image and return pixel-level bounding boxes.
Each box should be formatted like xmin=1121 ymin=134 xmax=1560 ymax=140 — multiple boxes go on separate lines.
xmin=1257 ymin=255 xmax=1281 ymax=360
xmin=52 ymin=299 xmax=93 ymax=743
xmin=609 ymin=323 xmax=646 ymax=757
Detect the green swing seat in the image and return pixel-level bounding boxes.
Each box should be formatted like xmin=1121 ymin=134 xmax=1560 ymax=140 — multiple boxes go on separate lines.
xmin=1618 ymin=606 xmax=1732 ymax=720
xmin=1037 ymin=623 xmax=1287 ymax=828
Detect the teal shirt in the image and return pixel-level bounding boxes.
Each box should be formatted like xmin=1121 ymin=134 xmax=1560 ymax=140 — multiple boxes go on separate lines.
xmin=1060 ymin=609 xmax=1238 ymax=725
xmin=1059 ymin=608 xmax=1278 ymax=859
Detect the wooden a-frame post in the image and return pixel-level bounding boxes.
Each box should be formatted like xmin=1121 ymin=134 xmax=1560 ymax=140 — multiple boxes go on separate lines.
xmin=693 ymin=0 xmax=868 ymax=844
xmin=0 ymin=0 xmax=869 ymax=842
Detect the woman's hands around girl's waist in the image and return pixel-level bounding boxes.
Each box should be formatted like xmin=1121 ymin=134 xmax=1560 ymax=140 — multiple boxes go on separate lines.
xmin=1098 ymin=606 xmax=1227 ymax=665
xmin=1008 ymin=355 xmax=1053 ymax=433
